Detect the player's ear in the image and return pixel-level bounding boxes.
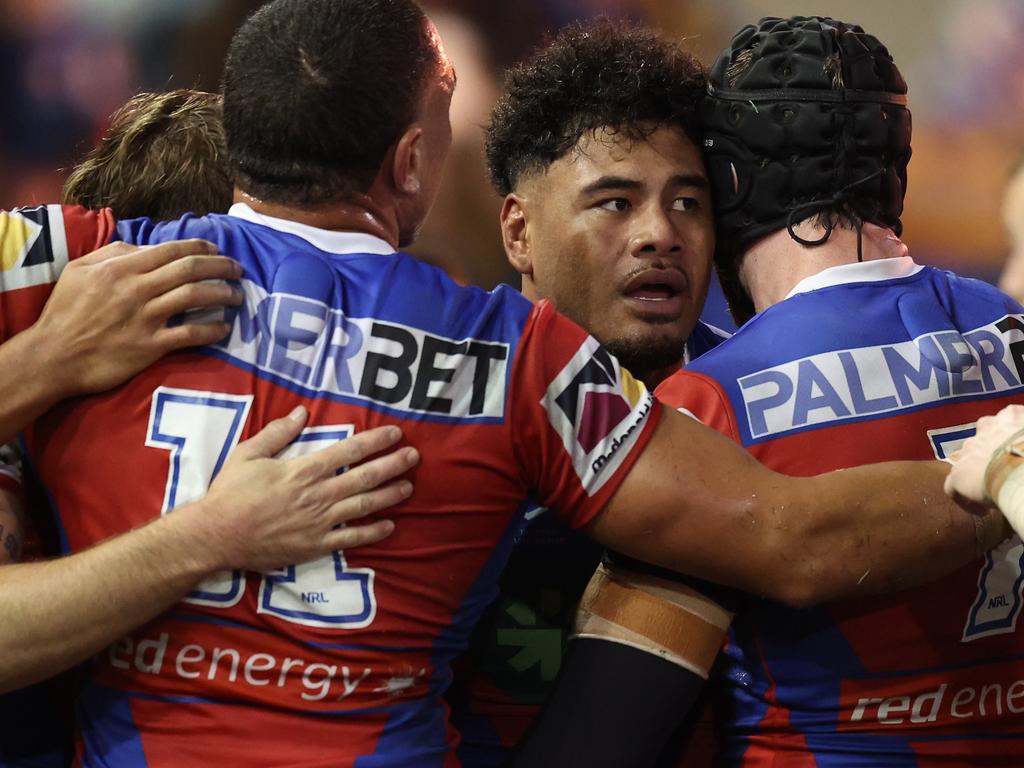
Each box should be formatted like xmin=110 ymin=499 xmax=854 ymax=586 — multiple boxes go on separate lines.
xmin=391 ymin=124 xmax=424 ymax=197
xmin=500 ymin=194 xmax=533 ymax=278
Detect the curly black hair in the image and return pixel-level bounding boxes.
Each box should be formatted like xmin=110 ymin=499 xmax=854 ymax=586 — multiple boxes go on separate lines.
xmin=485 ymin=19 xmax=706 ymax=196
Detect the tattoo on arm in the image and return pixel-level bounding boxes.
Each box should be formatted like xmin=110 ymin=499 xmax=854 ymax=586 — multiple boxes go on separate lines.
xmin=0 ymin=524 xmax=22 ymax=563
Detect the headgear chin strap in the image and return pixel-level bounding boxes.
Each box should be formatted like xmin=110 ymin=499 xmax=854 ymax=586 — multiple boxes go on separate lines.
xmin=702 ymin=16 xmax=912 ymax=322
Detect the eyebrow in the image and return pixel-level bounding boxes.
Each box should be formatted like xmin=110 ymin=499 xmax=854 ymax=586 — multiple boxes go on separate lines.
xmin=580 ymin=176 xmax=644 ymax=196
xmin=669 ymin=173 xmax=709 ymax=189
xmin=580 ymin=173 xmax=709 ymax=196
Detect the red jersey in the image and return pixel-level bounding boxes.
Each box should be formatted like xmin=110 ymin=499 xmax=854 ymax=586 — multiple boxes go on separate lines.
xmin=0 ymin=204 xmax=659 ymax=766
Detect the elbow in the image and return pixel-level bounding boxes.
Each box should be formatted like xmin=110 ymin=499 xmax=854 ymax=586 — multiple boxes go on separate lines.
xmin=753 ymin=525 xmax=840 ymax=609
xmin=768 ymin=576 xmax=829 ymax=609
xmin=0 ymin=665 xmax=32 ymax=696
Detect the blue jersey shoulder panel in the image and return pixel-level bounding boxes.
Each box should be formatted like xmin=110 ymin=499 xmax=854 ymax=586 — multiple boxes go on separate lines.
xmin=685 ymin=267 xmax=1024 ymax=444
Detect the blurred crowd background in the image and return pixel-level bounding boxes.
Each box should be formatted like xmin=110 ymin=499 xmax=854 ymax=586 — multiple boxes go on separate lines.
xmin=2 ymin=0 xmax=1022 ymax=330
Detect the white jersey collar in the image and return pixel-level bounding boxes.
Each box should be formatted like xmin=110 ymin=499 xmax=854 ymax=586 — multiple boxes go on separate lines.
xmin=228 ymin=203 xmax=396 ymax=256
xmin=784 ymin=256 xmax=923 ymax=301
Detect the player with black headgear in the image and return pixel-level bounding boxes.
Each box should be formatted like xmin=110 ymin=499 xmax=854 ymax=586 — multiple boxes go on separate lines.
xmin=703 ymin=14 xmax=912 ymax=324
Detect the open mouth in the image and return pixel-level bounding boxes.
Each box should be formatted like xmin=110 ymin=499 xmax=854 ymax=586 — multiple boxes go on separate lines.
xmin=623 ymin=269 xmax=687 ymax=300
xmin=625 ymin=283 xmax=679 ymax=301
xmin=620 ymin=269 xmax=688 ymax=319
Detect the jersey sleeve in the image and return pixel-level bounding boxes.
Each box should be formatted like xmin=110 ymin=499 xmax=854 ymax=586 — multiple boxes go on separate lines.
xmin=0 ymin=205 xmax=115 ymax=342
xmin=655 ymin=369 xmax=740 ymax=442
xmin=509 ymin=300 xmax=662 ymax=529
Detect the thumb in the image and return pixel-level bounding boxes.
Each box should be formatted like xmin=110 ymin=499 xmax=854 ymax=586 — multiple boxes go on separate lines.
xmin=234 ymin=406 xmax=308 ymax=459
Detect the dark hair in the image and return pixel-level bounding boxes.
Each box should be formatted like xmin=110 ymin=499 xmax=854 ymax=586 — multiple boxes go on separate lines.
xmin=62 ymin=90 xmax=231 ymax=220
xmin=485 ymin=19 xmax=706 ymax=196
xmin=222 ymin=0 xmax=435 ymax=205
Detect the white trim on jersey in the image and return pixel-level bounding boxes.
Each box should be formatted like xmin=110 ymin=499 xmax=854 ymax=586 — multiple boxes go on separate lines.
xmin=228 ymin=203 xmax=396 ymax=256
xmin=784 ymin=256 xmax=923 ymax=301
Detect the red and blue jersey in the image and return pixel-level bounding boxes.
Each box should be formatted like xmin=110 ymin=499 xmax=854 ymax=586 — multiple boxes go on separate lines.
xmin=0 ymin=204 xmax=659 ymax=767
xmin=448 ymin=321 xmax=730 ymax=766
xmin=657 ymin=257 xmax=1024 ymax=767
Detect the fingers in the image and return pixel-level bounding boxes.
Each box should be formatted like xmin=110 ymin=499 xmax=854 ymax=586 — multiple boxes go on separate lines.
xmin=323 ymin=519 xmax=397 ymax=551
xmin=77 ymin=238 xmax=221 ymax=272
xmin=75 ymin=240 xmax=139 ymax=265
xmin=142 ymin=253 xmax=244 ymax=295
xmin=153 ymin=321 xmax=233 ymax=352
xmin=325 ymin=471 xmax=414 ymax=522
xmin=293 ymin=426 xmax=410 ymax=478
xmin=127 ymin=239 xmax=221 ymax=273
xmin=322 ymin=446 xmax=419 ymax=498
xmin=145 ymin=280 xmax=243 ymax=320
xmin=234 ymin=407 xmax=310 ymax=460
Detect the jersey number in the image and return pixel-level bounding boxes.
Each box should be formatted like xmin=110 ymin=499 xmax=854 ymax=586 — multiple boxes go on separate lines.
xmin=146 ymin=386 xmax=376 ymax=629
xmin=928 ymin=423 xmax=1024 ymax=642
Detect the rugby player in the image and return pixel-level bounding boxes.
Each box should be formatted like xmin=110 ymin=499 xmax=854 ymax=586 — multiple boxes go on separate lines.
xmin=521 ymin=16 xmax=1024 ymax=766
xmin=0 ymin=2 xmax=1011 ymax=763
xmin=0 ymin=88 xmax=413 ymax=763
xmin=448 ymin=22 xmax=727 ymax=765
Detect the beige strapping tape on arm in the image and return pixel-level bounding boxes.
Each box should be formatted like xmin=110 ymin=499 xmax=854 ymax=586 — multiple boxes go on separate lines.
xmin=573 ymin=563 xmax=734 ymax=679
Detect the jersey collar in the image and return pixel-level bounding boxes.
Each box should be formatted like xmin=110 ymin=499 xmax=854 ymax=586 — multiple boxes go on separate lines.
xmin=228 ymin=203 xmax=396 ymax=256
xmin=784 ymin=256 xmax=923 ymax=301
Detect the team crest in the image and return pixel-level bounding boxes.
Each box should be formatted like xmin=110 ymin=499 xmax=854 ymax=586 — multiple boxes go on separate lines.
xmin=542 ymin=336 xmax=653 ymax=495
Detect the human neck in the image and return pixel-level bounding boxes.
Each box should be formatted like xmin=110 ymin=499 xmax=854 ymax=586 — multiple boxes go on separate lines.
xmin=233 ymin=189 xmax=402 ymax=249
xmin=740 ymin=222 xmax=908 ymax=313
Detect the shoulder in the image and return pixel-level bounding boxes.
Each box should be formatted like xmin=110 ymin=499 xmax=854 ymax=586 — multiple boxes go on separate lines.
xmin=685 ymin=320 xmax=733 ymax=363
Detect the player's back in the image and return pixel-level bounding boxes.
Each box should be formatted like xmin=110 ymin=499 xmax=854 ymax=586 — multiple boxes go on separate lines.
xmin=658 ymin=260 xmax=1024 ymax=766
xmin=15 ymin=205 xmax=657 ymax=767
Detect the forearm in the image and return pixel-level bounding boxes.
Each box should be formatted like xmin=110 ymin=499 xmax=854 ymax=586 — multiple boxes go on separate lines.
xmin=770 ymin=461 xmax=1000 ymax=605
xmin=513 ymin=563 xmax=726 ymax=767
xmin=591 ymin=408 xmax=1001 ymax=607
xmin=511 ymin=639 xmax=705 ymax=768
xmin=0 ymin=327 xmax=68 ymax=444
xmin=0 ymin=503 xmax=219 ymax=693
xmin=0 ymin=414 xmax=416 ymax=693
xmin=663 ymin=461 xmax=989 ymax=606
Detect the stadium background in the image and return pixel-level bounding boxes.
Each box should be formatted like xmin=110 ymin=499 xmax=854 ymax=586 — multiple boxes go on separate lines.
xmin=1 ymin=0 xmax=1021 ymax=331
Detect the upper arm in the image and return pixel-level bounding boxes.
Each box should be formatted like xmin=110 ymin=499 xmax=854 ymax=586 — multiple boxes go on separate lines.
xmin=584 ymin=403 xmax=802 ymax=594
xmin=586 ymin=403 xmax=977 ymax=605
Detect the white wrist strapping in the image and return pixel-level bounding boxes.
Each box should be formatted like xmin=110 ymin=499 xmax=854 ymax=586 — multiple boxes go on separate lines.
xmin=996 ymin=462 xmax=1024 ymax=538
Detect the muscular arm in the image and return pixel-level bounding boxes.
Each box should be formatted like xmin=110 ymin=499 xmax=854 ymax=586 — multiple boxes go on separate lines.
xmin=0 ymin=408 xmax=417 ymax=693
xmin=0 ymin=239 xmax=242 ymax=444
xmin=588 ymin=404 xmax=1005 ymax=607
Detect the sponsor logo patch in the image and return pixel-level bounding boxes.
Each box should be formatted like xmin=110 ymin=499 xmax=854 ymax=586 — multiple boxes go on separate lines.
xmin=212 ymin=282 xmax=511 ymax=421
xmin=542 ymin=336 xmax=653 ymax=494
xmin=739 ymin=315 xmax=1024 ymax=439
